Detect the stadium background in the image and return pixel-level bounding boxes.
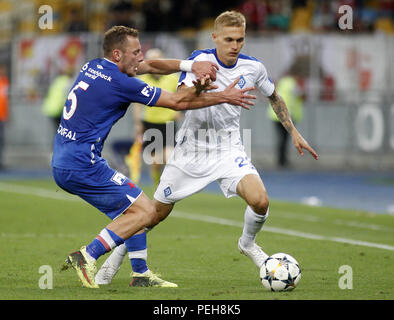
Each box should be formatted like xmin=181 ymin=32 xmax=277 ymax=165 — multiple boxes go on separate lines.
xmin=0 ymin=0 xmax=393 ymax=214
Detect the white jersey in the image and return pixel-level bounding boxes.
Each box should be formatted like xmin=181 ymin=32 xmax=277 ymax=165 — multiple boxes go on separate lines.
xmin=176 ymin=48 xmax=275 ymax=152
xmin=155 ymin=50 xmax=274 ymax=201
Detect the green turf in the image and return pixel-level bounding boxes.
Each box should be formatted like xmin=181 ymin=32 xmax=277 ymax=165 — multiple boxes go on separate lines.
xmin=0 ymin=179 xmax=393 ymax=300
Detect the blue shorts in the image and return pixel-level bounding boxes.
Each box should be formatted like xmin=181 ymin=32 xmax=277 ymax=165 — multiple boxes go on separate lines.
xmin=52 ymin=161 xmax=142 ymax=220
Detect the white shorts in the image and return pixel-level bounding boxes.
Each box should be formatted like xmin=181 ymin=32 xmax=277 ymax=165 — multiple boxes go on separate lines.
xmin=154 ymin=148 xmax=259 ymax=204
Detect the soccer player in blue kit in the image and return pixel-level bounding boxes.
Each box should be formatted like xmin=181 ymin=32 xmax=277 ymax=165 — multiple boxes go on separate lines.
xmin=53 ymin=26 xmax=256 ymax=288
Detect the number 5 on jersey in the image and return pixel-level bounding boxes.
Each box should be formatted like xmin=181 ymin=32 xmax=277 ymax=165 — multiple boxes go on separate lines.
xmin=63 ymin=81 xmax=90 ymax=120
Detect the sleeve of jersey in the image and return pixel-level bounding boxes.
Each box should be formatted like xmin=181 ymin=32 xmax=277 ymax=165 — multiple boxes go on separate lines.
xmin=177 ymin=54 xmax=198 ymax=88
xmin=177 ymin=70 xmax=196 ymax=88
xmin=120 ymin=76 xmax=162 ymax=107
xmin=256 ymin=62 xmax=275 ymax=97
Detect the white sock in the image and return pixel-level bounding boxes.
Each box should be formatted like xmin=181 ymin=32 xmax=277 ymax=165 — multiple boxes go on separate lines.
xmin=240 ymin=206 xmax=269 ymax=248
xmin=104 ymin=243 xmax=127 ymax=268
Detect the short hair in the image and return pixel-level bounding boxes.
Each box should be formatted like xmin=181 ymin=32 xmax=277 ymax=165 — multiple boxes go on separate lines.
xmin=214 ymin=11 xmax=246 ymax=32
xmin=103 ymin=25 xmax=139 ymax=57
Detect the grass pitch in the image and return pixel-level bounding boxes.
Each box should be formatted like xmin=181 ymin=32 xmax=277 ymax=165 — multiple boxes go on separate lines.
xmin=0 ymin=179 xmax=393 ymax=300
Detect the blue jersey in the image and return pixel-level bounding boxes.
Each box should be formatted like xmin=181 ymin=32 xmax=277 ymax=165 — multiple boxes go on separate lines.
xmin=51 ymin=58 xmax=161 ymax=169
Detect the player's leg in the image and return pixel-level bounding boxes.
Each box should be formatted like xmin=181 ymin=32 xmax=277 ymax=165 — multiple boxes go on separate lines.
xmin=99 ymin=161 xmax=207 ymax=287
xmin=124 ymin=122 xmax=169 ymax=285
xmin=95 ymin=201 xmax=176 ymax=286
xmin=95 ymin=160 xmax=184 ymax=287
xmin=127 ymin=201 xmax=177 ymax=287
xmin=84 ymin=192 xmax=155 ymax=266
xmin=95 ymin=242 xmax=127 ymax=284
xmin=62 ymin=191 xmax=156 ymax=288
xmin=103 ymin=192 xmax=156 ymax=239
xmin=236 ymin=174 xmax=270 ymax=268
xmin=54 ymin=162 xmax=158 ymax=288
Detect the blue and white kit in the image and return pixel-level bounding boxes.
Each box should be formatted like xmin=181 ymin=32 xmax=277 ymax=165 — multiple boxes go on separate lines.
xmin=154 ymin=48 xmax=275 ymax=204
xmin=52 ymin=58 xmax=161 ymax=219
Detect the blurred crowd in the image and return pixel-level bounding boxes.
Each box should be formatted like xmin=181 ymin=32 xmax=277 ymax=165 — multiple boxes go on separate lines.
xmin=0 ymin=0 xmax=392 ymax=42
xmin=76 ymin=0 xmax=394 ymax=34
xmin=237 ymin=0 xmax=394 ymax=33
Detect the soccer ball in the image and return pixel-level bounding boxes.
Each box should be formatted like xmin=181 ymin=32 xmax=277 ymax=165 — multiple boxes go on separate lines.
xmin=260 ymin=253 xmax=301 ymax=291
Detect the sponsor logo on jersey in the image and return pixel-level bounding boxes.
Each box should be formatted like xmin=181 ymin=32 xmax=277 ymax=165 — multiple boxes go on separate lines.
xmin=84 ymin=67 xmax=112 ymax=82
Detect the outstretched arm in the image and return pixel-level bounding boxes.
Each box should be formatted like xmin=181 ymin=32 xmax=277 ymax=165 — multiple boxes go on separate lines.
xmin=137 ymin=59 xmax=218 ymax=81
xmin=155 ymin=76 xmax=256 ymax=111
xmin=268 ymin=89 xmax=319 ymax=160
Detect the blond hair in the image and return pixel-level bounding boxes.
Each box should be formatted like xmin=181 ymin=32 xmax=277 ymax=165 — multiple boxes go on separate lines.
xmin=214 ymin=11 xmax=246 ymax=32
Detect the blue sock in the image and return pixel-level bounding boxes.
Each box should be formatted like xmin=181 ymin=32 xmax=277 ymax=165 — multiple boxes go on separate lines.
xmin=86 ymin=228 xmax=124 ymax=261
xmin=131 ymin=258 xmax=148 ymax=274
xmin=125 ymin=232 xmax=148 ymax=274
xmin=86 ymin=238 xmax=107 ymax=260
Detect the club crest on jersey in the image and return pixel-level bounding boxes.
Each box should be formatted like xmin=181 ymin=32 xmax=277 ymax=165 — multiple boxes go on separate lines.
xmin=238 ymin=75 xmax=246 ymax=88
xmin=111 ymin=171 xmax=127 ymax=185
xmin=164 ymin=186 xmax=172 ymax=197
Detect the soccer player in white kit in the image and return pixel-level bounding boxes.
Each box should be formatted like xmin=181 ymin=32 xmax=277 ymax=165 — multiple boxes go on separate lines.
xmin=96 ymin=11 xmax=318 ymax=284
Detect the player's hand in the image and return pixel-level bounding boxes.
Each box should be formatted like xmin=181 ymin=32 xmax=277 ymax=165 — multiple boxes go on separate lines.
xmin=192 ymin=74 xmax=218 ymax=95
xmin=291 ymin=131 xmax=319 ymax=160
xmin=192 ymin=61 xmax=219 ymax=82
xmin=223 ymin=77 xmax=256 ymax=110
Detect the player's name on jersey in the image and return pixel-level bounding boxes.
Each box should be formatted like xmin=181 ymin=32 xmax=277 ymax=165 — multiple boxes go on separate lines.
xmin=84 ymin=67 xmax=112 ymax=82
xmin=57 ymin=123 xmax=76 ymax=141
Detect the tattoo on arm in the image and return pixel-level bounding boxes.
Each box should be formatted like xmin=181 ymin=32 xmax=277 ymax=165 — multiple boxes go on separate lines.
xmin=269 ymin=89 xmax=294 ymax=134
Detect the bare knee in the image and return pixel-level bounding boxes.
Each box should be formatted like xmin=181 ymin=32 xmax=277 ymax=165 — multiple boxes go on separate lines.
xmin=237 ymin=174 xmax=269 ymax=216
xmin=249 ymin=194 xmax=269 ymax=215
xmin=147 ymin=201 xmax=174 ymax=228
xmin=125 ymin=201 xmax=157 ymax=229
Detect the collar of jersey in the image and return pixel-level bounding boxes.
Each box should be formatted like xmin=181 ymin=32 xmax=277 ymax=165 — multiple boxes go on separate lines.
xmin=102 ymin=57 xmax=118 ymax=68
xmin=213 ymin=48 xmax=238 ymax=69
